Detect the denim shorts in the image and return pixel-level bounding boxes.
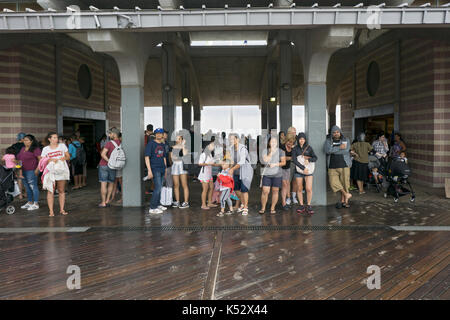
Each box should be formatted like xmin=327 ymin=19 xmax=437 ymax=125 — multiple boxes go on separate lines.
xmin=233 ymin=175 xmax=249 ymax=193
xmin=294 ymin=172 xmax=313 ymax=179
xmin=98 ymin=165 xmax=116 ymax=183
xmin=262 ymin=176 xmax=282 ymax=188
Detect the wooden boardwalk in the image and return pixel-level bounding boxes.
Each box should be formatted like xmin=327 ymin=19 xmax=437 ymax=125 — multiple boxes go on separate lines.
xmin=0 ymin=172 xmax=448 ymax=300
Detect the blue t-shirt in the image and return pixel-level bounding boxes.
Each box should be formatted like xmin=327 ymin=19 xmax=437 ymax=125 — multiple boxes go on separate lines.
xmin=145 ymin=140 xmax=167 ymax=171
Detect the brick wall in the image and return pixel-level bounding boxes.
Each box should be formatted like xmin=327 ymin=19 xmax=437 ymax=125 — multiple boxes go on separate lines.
xmin=0 ymin=42 xmax=121 ymax=153
xmin=337 ymin=37 xmax=450 ymax=188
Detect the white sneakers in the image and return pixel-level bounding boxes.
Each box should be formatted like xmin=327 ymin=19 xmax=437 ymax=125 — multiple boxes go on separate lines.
xmin=149 ymin=208 xmax=163 ymax=214
xmin=21 ymin=202 xmax=32 ymax=209
xmin=158 ymin=205 xmax=168 ymax=211
xmin=21 ymin=202 xmax=39 ymax=211
xmin=179 ymin=202 xmax=190 ymax=209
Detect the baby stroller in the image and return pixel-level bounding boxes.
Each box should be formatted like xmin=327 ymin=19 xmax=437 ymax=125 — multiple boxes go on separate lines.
xmin=383 ymin=157 xmax=415 ymax=203
xmin=367 ymin=154 xmax=387 ymax=193
xmin=0 ymin=166 xmax=16 ymax=215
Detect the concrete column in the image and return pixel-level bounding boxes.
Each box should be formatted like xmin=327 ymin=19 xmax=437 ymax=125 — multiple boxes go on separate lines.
xmin=55 ymin=43 xmax=63 ymax=136
xmin=181 ymin=68 xmax=191 ymax=130
xmin=267 ymin=63 xmax=277 ymax=131
xmin=121 ymin=86 xmax=145 ymax=206
xmin=261 ymin=96 xmax=268 ymax=130
xmin=162 ymin=43 xmax=176 ymax=136
xmin=293 ymin=27 xmax=354 ymax=206
xmin=279 ymin=41 xmax=292 ymax=133
xmin=86 ymin=31 xmax=159 ymax=207
xmin=193 ymin=98 xmax=201 ymax=122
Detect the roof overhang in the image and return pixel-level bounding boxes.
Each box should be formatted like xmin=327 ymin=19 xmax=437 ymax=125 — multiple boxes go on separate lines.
xmin=0 ymin=7 xmax=449 ymax=32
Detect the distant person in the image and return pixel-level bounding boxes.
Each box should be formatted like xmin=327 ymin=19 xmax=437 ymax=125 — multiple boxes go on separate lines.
xmin=111 ymin=133 xmax=123 ymax=204
xmin=16 ymin=135 xmax=41 ymax=211
xmin=292 ymin=133 xmax=318 ymax=215
xmin=351 ymin=133 xmax=373 ymax=195
xmin=170 ymin=134 xmax=189 ymax=209
xmin=259 ymin=136 xmax=286 ymax=214
xmin=279 ymin=131 xmax=286 ymax=145
xmin=68 ymin=136 xmax=84 ymax=190
xmin=198 ymin=141 xmax=220 ymax=210
xmin=41 ymin=132 xmax=71 ymax=216
xmin=390 ymin=132 xmax=406 ymax=159
xmin=79 ymin=137 xmax=87 ymax=188
xmin=145 ymin=128 xmax=168 ymax=214
xmin=98 ymin=128 xmax=121 ymax=208
xmin=280 ymin=134 xmax=295 ymax=210
xmin=11 ymin=132 xmax=26 ymax=199
xmin=325 ymin=126 xmax=352 ymax=209
xmin=229 ymin=133 xmax=254 ymax=216
xmin=145 ymin=124 xmax=155 ymax=146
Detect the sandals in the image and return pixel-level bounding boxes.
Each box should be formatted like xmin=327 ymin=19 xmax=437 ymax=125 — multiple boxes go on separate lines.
xmin=258 ymin=209 xmax=265 ymax=215
xmin=60 ymin=210 xmax=68 ymax=216
xmin=270 ymin=210 xmax=276 ymax=214
xmin=242 ymin=208 xmax=248 ymax=216
xmin=342 ymin=203 xmax=350 ymax=208
xmin=208 ymin=203 xmax=218 ymax=208
xmin=201 ymin=206 xmax=210 ymax=210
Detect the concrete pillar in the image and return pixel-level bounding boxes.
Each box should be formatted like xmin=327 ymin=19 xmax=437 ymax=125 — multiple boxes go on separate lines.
xmin=261 ymin=96 xmax=268 ymax=130
xmin=55 ymin=43 xmax=63 ymax=136
xmin=293 ymin=27 xmax=354 ymax=206
xmin=193 ymin=98 xmax=201 ymax=122
xmin=162 ymin=43 xmax=176 ymax=136
xmin=86 ymin=31 xmax=157 ymax=207
xmin=279 ymin=41 xmax=292 ymax=133
xmin=267 ymin=63 xmax=277 ymax=131
xmin=121 ymin=85 xmax=145 ymax=206
xmin=181 ymin=68 xmax=191 ymax=130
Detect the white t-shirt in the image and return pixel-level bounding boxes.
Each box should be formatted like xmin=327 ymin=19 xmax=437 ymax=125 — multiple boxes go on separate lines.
xmin=41 ymin=143 xmax=70 ymax=180
xmin=198 ymin=152 xmax=214 ymax=182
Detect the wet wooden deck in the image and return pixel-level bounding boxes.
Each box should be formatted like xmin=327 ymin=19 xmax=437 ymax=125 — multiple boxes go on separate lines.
xmin=0 ymin=171 xmax=448 ymax=300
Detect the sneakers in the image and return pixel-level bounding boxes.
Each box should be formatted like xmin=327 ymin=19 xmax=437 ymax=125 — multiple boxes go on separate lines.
xmin=179 ymin=202 xmax=190 ymax=209
xmin=225 ymin=210 xmax=233 ymax=215
xmin=241 ymin=208 xmax=248 ymax=216
xmin=21 ymin=202 xmax=32 ymax=209
xmin=157 ymin=205 xmax=168 ymax=211
xmin=282 ymin=205 xmax=290 ymax=211
xmin=149 ymin=208 xmax=163 ymax=214
xmin=292 ymin=197 xmax=299 ymax=205
xmin=296 ymin=205 xmax=306 ymax=214
xmin=27 ymin=203 xmax=39 ymax=211
xmin=217 ymin=212 xmax=224 ymax=217
xmin=306 ymin=205 xmax=314 ymax=215
xmin=172 ymin=201 xmax=180 ymax=208
xmin=285 ymin=198 xmax=292 ymax=206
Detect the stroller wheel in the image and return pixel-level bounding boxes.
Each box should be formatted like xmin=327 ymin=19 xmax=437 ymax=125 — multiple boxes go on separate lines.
xmin=6 ymin=205 xmax=15 ymax=215
xmin=394 ymin=198 xmax=399 ymax=203
xmin=410 ymin=197 xmax=415 ymax=203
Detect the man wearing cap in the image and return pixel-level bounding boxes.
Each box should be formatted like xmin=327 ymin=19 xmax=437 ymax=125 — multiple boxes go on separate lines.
xmin=145 ymin=128 xmax=168 ymax=214
xmin=98 ymin=127 xmax=121 ymax=208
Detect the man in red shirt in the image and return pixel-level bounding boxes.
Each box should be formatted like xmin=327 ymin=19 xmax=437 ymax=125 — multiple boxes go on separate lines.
xmin=98 ymin=127 xmax=121 ymax=208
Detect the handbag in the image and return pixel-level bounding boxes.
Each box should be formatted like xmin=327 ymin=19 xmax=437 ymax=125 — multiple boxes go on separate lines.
xmin=296 ymin=145 xmax=315 ymax=174
xmin=160 ymin=186 xmax=173 ymax=206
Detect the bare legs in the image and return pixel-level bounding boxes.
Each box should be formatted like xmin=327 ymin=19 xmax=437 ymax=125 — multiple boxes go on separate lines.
xmin=173 ymin=174 xmax=189 ymax=203
xmin=48 ymin=180 xmax=68 ymax=216
xmin=100 ymin=181 xmax=114 ymax=206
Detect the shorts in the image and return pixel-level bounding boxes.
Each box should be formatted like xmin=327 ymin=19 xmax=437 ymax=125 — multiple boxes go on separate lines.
xmin=282 ymin=168 xmax=293 ymax=181
xmin=294 ymin=172 xmax=313 ymax=179
xmin=98 ymin=165 xmax=116 ymax=183
xmin=171 ymin=161 xmax=188 ymax=175
xmin=262 ymin=176 xmax=282 ymax=188
xmin=233 ymin=175 xmax=249 ymax=193
xmin=116 ymin=169 xmax=123 ymax=178
xmin=200 ymin=178 xmax=213 ymax=183
xmin=71 ymin=161 xmax=83 ymax=176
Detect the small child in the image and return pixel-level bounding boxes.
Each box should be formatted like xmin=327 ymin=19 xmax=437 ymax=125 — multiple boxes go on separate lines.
xmin=216 ymin=159 xmax=234 ymax=217
xmin=2 ymin=147 xmax=24 ymax=178
xmin=399 ymin=151 xmax=408 ymax=164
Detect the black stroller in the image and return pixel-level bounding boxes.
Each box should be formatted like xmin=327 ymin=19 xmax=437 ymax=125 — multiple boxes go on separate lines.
xmin=0 ymin=166 xmax=16 ymax=215
xmin=383 ymin=157 xmax=415 ymax=203
xmin=367 ymin=154 xmax=388 ymax=193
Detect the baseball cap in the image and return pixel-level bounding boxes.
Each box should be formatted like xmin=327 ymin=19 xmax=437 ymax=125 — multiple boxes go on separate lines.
xmin=154 ymin=128 xmax=164 ymax=134
xmin=17 ymin=132 xmax=26 ymax=141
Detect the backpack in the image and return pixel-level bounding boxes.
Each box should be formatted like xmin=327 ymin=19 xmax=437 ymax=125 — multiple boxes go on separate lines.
xmin=108 ymin=141 xmax=126 ymax=170
xmin=73 ymin=144 xmax=86 ymax=166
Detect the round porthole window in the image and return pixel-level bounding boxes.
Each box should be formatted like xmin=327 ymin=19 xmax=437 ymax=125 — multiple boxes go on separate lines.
xmin=77 ymin=64 xmax=92 ymax=99
xmin=366 ymin=61 xmax=380 ymax=97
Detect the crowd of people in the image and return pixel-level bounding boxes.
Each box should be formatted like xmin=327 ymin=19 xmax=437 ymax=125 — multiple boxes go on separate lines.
xmin=1 ymin=123 xmax=407 ymax=216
